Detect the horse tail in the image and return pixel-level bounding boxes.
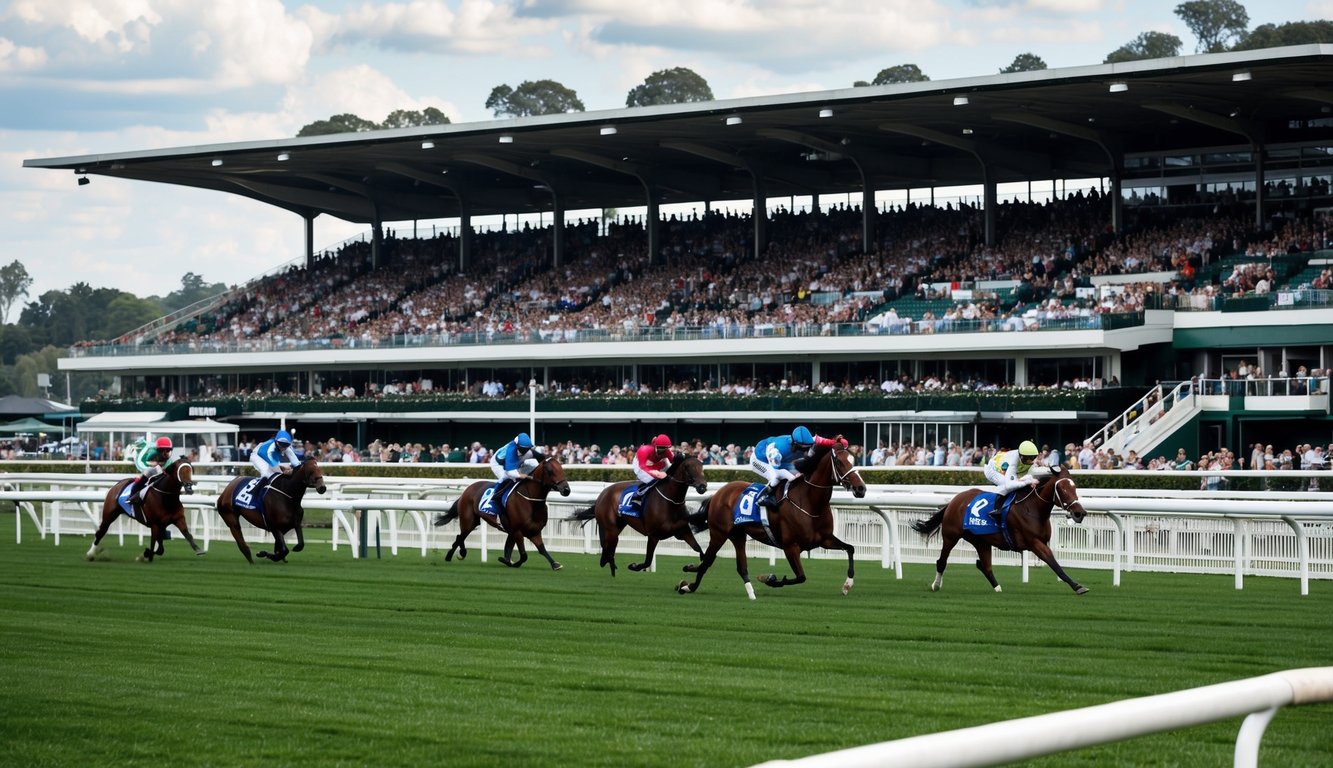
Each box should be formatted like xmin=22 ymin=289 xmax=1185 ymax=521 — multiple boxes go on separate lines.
xmin=687 ymin=498 xmax=712 ymax=534
xmin=432 ymin=499 xmax=459 ymax=527
xmin=911 ymin=505 xmax=946 ymax=539
xmin=571 ymin=506 xmax=597 ymax=526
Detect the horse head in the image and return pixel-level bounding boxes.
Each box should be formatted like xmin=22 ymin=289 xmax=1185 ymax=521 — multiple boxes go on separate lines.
xmin=670 ymin=455 xmax=709 ymax=494
xmin=533 ymin=454 xmax=571 ymax=497
xmin=297 ymin=458 xmax=327 ymax=495
xmin=830 ymin=446 xmax=867 ymax=499
xmin=1041 ymin=464 xmax=1086 ymax=524
xmin=176 ymin=460 xmax=195 ymax=495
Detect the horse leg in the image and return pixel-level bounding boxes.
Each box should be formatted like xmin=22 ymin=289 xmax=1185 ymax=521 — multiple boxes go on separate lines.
xmin=628 ymin=536 xmax=658 ymax=572
xmin=732 ymin=534 xmax=758 ymax=600
xmin=760 ymin=543 xmax=807 ymax=590
xmin=599 ymin=520 xmax=621 ymax=576
xmin=139 ymin=522 xmax=162 ymax=563
xmin=818 ymin=533 xmax=857 ymax=595
xmin=530 ymin=533 xmax=562 ymax=571
xmin=931 ymin=532 xmax=962 ymax=592
xmin=975 ymin=544 xmax=1001 ymax=592
xmin=218 ymin=507 xmax=254 ymax=564
xmin=87 ymin=506 xmax=116 ymax=561
xmin=677 ymin=529 xmax=727 ymax=594
xmin=1030 ymin=540 xmax=1089 ymax=595
xmin=498 ymin=532 xmax=523 ymax=567
xmin=292 ymin=524 xmax=305 ymax=553
xmin=445 ymin=511 xmax=476 ymax=562
xmin=171 ymin=513 xmax=204 ymax=556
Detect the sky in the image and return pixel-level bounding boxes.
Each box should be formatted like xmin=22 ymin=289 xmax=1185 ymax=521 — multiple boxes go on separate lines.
xmin=1 ymin=0 xmax=1329 ymax=309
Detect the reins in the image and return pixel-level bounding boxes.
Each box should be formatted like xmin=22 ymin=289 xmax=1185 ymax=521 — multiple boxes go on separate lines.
xmin=785 ymin=449 xmax=861 ymax=518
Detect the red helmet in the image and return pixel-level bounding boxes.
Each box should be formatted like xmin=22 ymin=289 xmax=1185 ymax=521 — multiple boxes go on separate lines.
xmin=652 ymin=434 xmax=672 ymax=448
xmin=155 ymin=437 xmax=173 ymax=450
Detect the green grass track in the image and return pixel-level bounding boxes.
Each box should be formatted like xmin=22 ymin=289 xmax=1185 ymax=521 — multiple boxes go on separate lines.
xmin=1 ymin=514 xmax=1330 ymax=767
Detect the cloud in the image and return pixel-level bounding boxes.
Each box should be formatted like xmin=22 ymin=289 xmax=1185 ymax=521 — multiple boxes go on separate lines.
xmin=0 ymin=36 xmax=47 ymax=71
xmin=325 ymin=0 xmax=556 ymax=56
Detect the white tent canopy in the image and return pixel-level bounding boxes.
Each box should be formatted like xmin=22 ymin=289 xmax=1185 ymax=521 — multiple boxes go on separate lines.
xmin=77 ymin=412 xmax=239 ymax=436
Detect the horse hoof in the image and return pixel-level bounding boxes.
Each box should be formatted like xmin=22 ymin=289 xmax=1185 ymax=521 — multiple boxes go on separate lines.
xmin=292 ymin=544 xmax=304 ymax=552
xmin=498 ymin=557 xmax=512 ymax=567
xmin=1074 ymin=585 xmax=1089 ymax=595
xmin=676 ymin=580 xmax=692 ymax=594
xmin=628 ymin=562 xmax=645 ymax=572
xmin=744 ymin=582 xmax=757 ymax=601
xmin=195 ymin=550 xmax=206 ymax=557
xmin=551 ymin=562 xmax=562 ymax=571
xmin=759 ymin=574 xmax=776 ymax=587
xmin=135 ymin=554 xmax=147 ymax=563
xmin=994 ymin=585 xmax=1003 ymax=593
xmin=682 ymin=564 xmax=698 ymax=573
xmin=841 ymin=578 xmax=853 ymax=596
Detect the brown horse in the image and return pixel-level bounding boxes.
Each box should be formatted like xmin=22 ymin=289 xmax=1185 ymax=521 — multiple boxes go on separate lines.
xmin=216 ymin=458 xmax=327 ymax=564
xmin=676 ymin=445 xmax=866 ymax=599
xmin=911 ymin=463 xmax=1090 ymax=594
xmin=432 ymin=454 xmax=572 ymax=570
xmin=85 ymin=459 xmax=201 ymax=562
xmin=571 ymin=454 xmax=709 ymax=576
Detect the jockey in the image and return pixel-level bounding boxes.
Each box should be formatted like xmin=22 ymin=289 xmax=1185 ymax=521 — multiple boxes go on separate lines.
xmin=750 ymin=426 xmax=845 ymax=510
xmin=983 ymin=440 xmax=1041 ymax=517
xmin=127 ymin=436 xmax=173 ymax=514
xmin=490 ymin=432 xmax=540 ymax=500
xmin=629 ymin=434 xmax=675 ymax=510
xmin=250 ymin=429 xmax=300 ymax=489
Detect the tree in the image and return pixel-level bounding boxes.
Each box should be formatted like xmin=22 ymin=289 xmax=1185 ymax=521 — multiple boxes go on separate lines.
xmin=1175 ymin=0 xmax=1250 ymax=52
xmin=296 ymin=113 xmax=378 ymax=137
xmin=1234 ymin=20 xmax=1333 ymax=50
xmin=486 ymin=80 xmax=585 ymax=118
xmin=868 ymin=64 xmax=930 ymax=85
xmin=0 ymin=260 xmax=32 ymax=325
xmin=1000 ymin=53 xmax=1048 ymax=73
xmin=155 ymin=271 xmax=227 ymax=314
xmin=625 ymin=67 xmax=715 ymax=107
xmin=1104 ymin=31 xmax=1184 ymax=63
xmin=380 ymin=107 xmax=451 ymax=130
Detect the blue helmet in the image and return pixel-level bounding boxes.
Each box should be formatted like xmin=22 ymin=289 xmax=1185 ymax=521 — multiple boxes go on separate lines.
xmin=516 ymin=432 xmax=533 ymax=449
xmin=276 ymin=430 xmax=292 ymax=444
xmin=791 ymin=426 xmax=813 ymax=446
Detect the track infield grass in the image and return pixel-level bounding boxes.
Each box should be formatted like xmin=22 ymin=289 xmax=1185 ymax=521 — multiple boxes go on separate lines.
xmin=1 ymin=515 xmax=1330 ymax=768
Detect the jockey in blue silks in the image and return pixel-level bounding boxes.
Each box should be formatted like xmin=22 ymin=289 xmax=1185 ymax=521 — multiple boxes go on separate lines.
xmin=250 ymin=429 xmax=301 ymax=489
xmin=490 ymin=432 xmax=540 ymax=500
xmin=750 ymin=425 xmax=844 ymax=510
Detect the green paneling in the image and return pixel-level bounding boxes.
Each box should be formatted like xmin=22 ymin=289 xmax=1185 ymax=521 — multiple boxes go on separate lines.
xmin=1174 ymin=324 xmax=1333 ymax=348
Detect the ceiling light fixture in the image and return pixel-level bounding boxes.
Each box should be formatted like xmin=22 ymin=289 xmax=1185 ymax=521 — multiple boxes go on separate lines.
xmin=1108 ymin=81 xmax=1129 ymax=93
xmin=962 ymin=128 xmax=974 ymax=135
xmin=421 ymin=140 xmax=435 ymax=149
xmin=498 ymin=134 xmax=514 ymax=143
xmin=725 ymin=115 xmax=743 ymax=126
xmin=211 ymin=158 xmax=224 ymax=167
xmin=599 ymin=125 xmax=617 ymax=136
xmin=953 ymin=96 xmax=969 ymax=106
xmin=77 ymin=175 xmax=90 ymax=186
xmin=1232 ymin=71 xmax=1252 ymax=82
xmin=818 ymin=108 xmax=834 ymax=118
xmin=276 ymin=152 xmax=290 ymax=162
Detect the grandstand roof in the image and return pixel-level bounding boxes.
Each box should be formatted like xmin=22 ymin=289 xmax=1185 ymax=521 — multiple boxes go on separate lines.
xmin=25 ymin=46 xmax=1333 ymax=225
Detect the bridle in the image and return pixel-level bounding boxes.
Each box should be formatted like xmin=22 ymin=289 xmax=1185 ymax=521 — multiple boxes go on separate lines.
xmin=1031 ymin=470 xmax=1087 ymax=520
xmin=654 ymin=457 xmax=705 ymax=505
xmin=786 ymin=448 xmax=863 ymax=518
xmin=516 ymin=456 xmax=566 ymax=501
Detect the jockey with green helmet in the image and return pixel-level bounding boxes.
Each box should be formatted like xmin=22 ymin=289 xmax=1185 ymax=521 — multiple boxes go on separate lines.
xmin=127 ymin=435 xmax=174 ymax=514
xmin=750 ymin=425 xmax=846 ymax=510
xmin=983 ymin=440 xmax=1042 ymax=515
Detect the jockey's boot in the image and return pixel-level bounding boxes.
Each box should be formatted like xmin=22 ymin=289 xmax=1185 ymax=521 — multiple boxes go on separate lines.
xmin=630 ymin=484 xmax=649 ymax=511
xmin=756 ymin=485 xmax=780 ymax=511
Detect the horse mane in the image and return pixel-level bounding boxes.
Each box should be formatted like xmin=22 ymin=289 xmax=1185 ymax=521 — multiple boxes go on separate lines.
xmin=792 ymin=445 xmax=830 ymax=475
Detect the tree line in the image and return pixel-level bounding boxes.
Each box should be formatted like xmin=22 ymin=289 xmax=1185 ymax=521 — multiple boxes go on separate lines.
xmin=295 ymin=1 xmax=1328 ymax=132
xmin=0 ymin=262 xmax=226 ymax=401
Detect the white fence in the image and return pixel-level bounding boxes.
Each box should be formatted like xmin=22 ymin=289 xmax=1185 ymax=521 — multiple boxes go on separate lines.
xmin=752 ymin=666 xmax=1333 ymax=768
xmin=4 ymin=470 xmax=1333 ymax=594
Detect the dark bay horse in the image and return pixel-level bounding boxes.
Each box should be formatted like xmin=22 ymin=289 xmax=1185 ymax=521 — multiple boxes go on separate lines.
xmin=432 ymin=455 xmax=571 ymax=570
xmin=571 ymin=454 xmax=709 ymax=576
xmin=676 ymin=445 xmax=866 ymax=599
xmin=86 ymin=459 xmax=201 ymax=562
xmin=216 ymin=459 xmax=327 ymax=564
xmin=911 ymin=464 xmax=1090 ymax=594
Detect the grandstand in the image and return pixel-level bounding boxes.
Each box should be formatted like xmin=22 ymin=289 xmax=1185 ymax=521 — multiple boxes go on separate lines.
xmin=28 ymin=45 xmax=1333 ymax=459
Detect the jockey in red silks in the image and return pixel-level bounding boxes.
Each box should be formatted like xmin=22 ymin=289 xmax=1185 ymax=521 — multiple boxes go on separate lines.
xmin=629 ymin=434 xmax=675 ymax=510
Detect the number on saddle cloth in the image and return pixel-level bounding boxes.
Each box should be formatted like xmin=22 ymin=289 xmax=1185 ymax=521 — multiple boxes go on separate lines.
xmin=116 ymin=483 xmax=137 ymax=517
xmin=232 ymin=477 xmax=267 ymax=512
xmin=616 ymin=487 xmax=641 ymax=518
xmin=731 ymin=484 xmax=768 ymax=526
xmin=962 ymin=492 xmax=1005 ymax=534
xmin=481 ymin=482 xmax=515 ymax=516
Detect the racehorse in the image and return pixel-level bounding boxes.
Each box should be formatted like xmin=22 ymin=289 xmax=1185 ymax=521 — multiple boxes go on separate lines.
xmin=910 ymin=463 xmax=1090 ymax=594
xmin=571 ymin=454 xmax=709 ymax=576
xmin=676 ymin=445 xmax=866 ymax=599
xmin=215 ymin=459 xmax=327 ymax=564
xmin=85 ymin=459 xmax=202 ymax=562
xmin=432 ymin=454 xmax=571 ymax=570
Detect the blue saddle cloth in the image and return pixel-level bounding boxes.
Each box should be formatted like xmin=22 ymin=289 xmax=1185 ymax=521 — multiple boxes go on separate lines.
xmin=616 ymin=487 xmax=641 ymax=519
xmin=962 ymin=491 xmax=1016 ymax=548
xmin=231 ymin=477 xmax=267 ymax=512
xmin=732 ymin=483 xmax=767 ymax=525
xmin=479 ymin=483 xmax=517 ymax=517
xmin=117 ymin=484 xmax=136 ymax=517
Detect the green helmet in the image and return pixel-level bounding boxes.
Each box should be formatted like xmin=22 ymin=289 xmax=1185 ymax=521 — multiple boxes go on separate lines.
xmin=1019 ymin=440 xmax=1039 ymax=458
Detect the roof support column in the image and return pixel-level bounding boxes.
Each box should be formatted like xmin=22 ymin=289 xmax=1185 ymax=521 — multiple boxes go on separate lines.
xmin=458 ymin=200 xmax=473 ymax=272
xmin=1253 ymin=146 xmax=1266 ymax=230
xmin=753 ymin=179 xmax=768 ymax=259
xmin=1110 ymin=170 xmax=1123 ymax=233
xmin=861 ymin=184 xmax=875 ymax=251
xmin=982 ymin=164 xmax=997 ymax=246
xmin=303 ymin=214 xmax=315 ymax=270
xmin=371 ymin=220 xmax=383 ymax=270
xmin=552 ymin=194 xmax=565 ymax=269
xmin=645 ymin=186 xmax=661 ymax=265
